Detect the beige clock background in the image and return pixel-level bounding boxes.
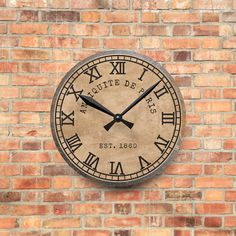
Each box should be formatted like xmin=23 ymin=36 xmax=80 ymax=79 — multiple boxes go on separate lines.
xmin=0 ymin=0 xmax=235 ymax=235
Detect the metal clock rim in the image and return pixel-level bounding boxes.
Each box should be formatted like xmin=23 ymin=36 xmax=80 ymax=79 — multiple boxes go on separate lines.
xmin=50 ymin=50 xmax=186 ymax=187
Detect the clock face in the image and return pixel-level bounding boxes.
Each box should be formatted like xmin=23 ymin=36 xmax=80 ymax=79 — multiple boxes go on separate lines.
xmin=51 ymin=50 xmax=185 ymax=186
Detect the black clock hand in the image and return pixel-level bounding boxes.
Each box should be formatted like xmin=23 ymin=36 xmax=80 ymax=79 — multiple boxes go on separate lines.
xmin=104 ymin=81 xmax=160 ymax=131
xmin=80 ymin=95 xmax=134 ymax=130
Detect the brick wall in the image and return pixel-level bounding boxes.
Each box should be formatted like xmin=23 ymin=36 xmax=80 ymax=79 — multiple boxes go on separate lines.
xmin=0 ymin=0 xmax=236 ymax=235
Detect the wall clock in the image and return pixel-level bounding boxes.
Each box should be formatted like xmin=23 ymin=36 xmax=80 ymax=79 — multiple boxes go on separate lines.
xmin=51 ymin=50 xmax=185 ymax=187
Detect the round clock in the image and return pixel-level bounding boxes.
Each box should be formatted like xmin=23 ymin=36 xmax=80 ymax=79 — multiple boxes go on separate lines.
xmin=51 ymin=50 xmax=185 ymax=187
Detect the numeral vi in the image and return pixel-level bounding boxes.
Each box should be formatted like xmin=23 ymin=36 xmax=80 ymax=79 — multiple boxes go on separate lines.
xmin=110 ymin=161 xmax=124 ymax=175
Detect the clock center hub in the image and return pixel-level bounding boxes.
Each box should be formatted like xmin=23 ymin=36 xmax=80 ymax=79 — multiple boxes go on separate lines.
xmin=114 ymin=114 xmax=122 ymax=122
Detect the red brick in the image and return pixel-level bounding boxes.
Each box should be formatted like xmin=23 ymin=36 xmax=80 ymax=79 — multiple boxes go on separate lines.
xmin=73 ymin=204 xmax=112 ymax=214
xmin=73 ymin=230 xmax=111 ymax=236
xmin=133 ymin=0 xmax=168 ymax=9
xmin=174 ymin=178 xmax=192 ymax=188
xmin=12 ymin=75 xmax=49 ymax=86
xmin=54 ymin=204 xmax=72 ymax=215
xmin=81 ymin=11 xmax=100 ymax=22
xmin=174 ymin=25 xmax=191 ymax=36
xmin=205 ymin=217 xmax=222 ymax=227
xmin=20 ymin=10 xmax=39 ymax=21
xmin=0 ymin=36 xmax=18 ymax=47
xmin=22 ymin=217 xmax=41 ymax=228
xmin=53 ymin=176 xmax=72 ymax=189
xmin=203 ymin=13 xmax=219 ymax=22
xmin=84 ymin=191 xmax=101 ymax=201
xmin=104 ymin=38 xmax=139 ymax=49
xmin=0 ymin=88 xmax=19 ymax=99
xmin=144 ymin=191 xmax=161 ymax=201
xmin=44 ymin=191 xmax=81 ymax=202
xmin=224 ymin=89 xmax=236 ymax=98
xmin=205 ymin=190 xmax=224 ymax=201
xmin=11 ymin=205 xmax=49 ymax=215
xmin=195 ymin=74 xmax=230 ymax=86
xmin=224 ymin=114 xmax=236 ymax=124
xmin=21 ymin=36 xmax=40 ymax=47
xmin=0 ymin=192 xmax=20 ymax=202
xmin=72 ymin=24 xmax=109 ymax=36
xmin=0 ymin=9 xmax=17 ymax=20
xmin=139 ymin=50 xmax=171 ymax=62
xmin=193 ymin=25 xmax=219 ymax=36
xmin=13 ymin=101 xmax=50 ymax=112
xmin=204 ymin=165 xmax=222 ymax=175
xmin=196 ymin=126 xmax=231 ymax=137
xmin=19 ymin=62 xmax=40 ymax=73
xmin=0 ymin=165 xmax=20 ymax=176
xmin=201 ymin=38 xmax=220 ymax=49
xmin=0 ymin=218 xmax=19 ymax=229
xmin=223 ymin=37 xmax=236 ymax=48
xmin=193 ymin=0 xmax=232 ymax=9
xmin=43 ymin=218 xmax=80 ymax=228
xmin=0 ymin=178 xmax=9 ymax=189
xmin=104 ymin=217 xmax=141 ymax=227
xmin=10 ymin=23 xmax=48 ymax=34
xmin=165 ymin=216 xmax=201 ymax=227
xmin=196 ymin=177 xmax=233 ymax=188
xmin=181 ymin=139 xmax=201 ymax=150
xmin=195 ymin=101 xmax=231 ymax=112
xmin=51 ymin=0 xmax=70 ymax=8
xmin=224 ymin=139 xmax=236 ymax=149
xmin=223 ymin=64 xmax=236 ymax=74
xmin=135 ymin=203 xmax=173 ymax=214
xmin=41 ymin=62 xmax=73 ymax=73
xmin=175 ymin=203 xmax=193 ymax=214
xmin=194 ymin=50 xmax=231 ymax=61
xmin=162 ymin=13 xmax=200 ymax=22
xmin=196 ymin=203 xmax=232 ymax=214
xmin=103 ymin=12 xmax=137 ymax=23
xmin=165 ymin=64 xmax=201 ymax=74
xmin=13 ymin=178 xmax=50 ymax=189
xmin=112 ymin=25 xmax=130 ymax=36
xmin=174 ymin=230 xmax=191 ymax=236
xmin=195 ymin=231 xmax=231 ymax=236
xmin=0 ymin=62 xmax=18 ymax=72
xmin=9 ymin=0 xmax=47 ymax=7
xmin=72 ymin=0 xmax=110 ymax=9
xmin=133 ymin=25 xmax=168 ymax=36
xmin=222 ymin=12 xmax=236 ymax=22
xmin=174 ymin=51 xmax=191 ymax=62
xmin=165 ymin=190 xmax=202 ymax=200
xmin=172 ymin=0 xmax=191 ymax=9
xmin=41 ymin=11 xmax=80 ymax=22
xmin=142 ymin=12 xmax=159 ymax=22
xmin=165 ymin=164 xmax=201 ymax=175
xmin=195 ymin=152 xmax=232 ymax=163
xmin=0 ymin=139 xmax=19 ymax=150
xmin=224 ymin=165 xmax=236 ymax=175
xmin=0 ymin=23 xmax=7 ymax=34
xmin=12 ymin=49 xmax=50 ymax=60
xmin=51 ymin=24 xmax=70 ymax=35
xmin=225 ymin=191 xmax=236 ymax=201
xmin=112 ymin=0 xmax=129 ymax=9
xmin=105 ymin=190 xmax=141 ymax=201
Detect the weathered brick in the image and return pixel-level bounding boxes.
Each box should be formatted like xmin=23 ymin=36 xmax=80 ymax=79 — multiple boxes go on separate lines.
xmin=104 ymin=38 xmax=139 ymax=49
xmin=43 ymin=217 xmax=80 ymax=228
xmin=81 ymin=11 xmax=100 ymax=22
xmin=193 ymin=0 xmax=232 ymax=9
xmin=105 ymin=191 xmax=141 ymax=201
xmin=135 ymin=203 xmax=173 ymax=214
xmin=162 ymin=13 xmax=200 ymax=22
xmin=10 ymin=23 xmax=48 ymax=34
xmin=0 ymin=218 xmax=19 ymax=229
xmin=165 ymin=216 xmax=201 ymax=227
xmin=172 ymin=0 xmax=191 ymax=9
xmin=196 ymin=203 xmax=232 ymax=214
xmin=20 ymin=10 xmax=39 ymax=21
xmin=196 ymin=177 xmax=233 ymax=188
xmin=133 ymin=0 xmax=168 ymax=9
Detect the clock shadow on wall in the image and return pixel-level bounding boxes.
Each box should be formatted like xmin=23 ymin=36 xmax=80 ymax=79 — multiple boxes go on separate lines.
xmin=50 ymin=50 xmax=185 ymax=187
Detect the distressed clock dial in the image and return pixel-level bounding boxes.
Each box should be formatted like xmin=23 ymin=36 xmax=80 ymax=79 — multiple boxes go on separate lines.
xmin=51 ymin=50 xmax=185 ymax=186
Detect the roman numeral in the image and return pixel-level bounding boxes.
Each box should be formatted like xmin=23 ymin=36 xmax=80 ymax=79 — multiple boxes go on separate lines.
xmin=162 ymin=112 xmax=175 ymax=125
xmin=66 ymin=133 xmax=82 ymax=152
xmin=139 ymin=156 xmax=151 ymax=170
xmin=110 ymin=161 xmax=124 ymax=175
xmin=84 ymin=66 xmax=102 ymax=84
xmin=154 ymin=135 xmax=169 ymax=153
xmin=137 ymin=68 xmax=148 ymax=81
xmin=110 ymin=62 xmax=126 ymax=75
xmin=154 ymin=85 xmax=168 ymax=99
xmin=84 ymin=152 xmax=99 ymax=170
xmin=61 ymin=111 xmax=74 ymax=126
xmin=67 ymin=84 xmax=83 ymax=102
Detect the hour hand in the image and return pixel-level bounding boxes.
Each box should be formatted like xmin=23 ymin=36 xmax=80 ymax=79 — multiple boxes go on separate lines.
xmin=80 ymin=95 xmax=114 ymax=117
xmin=79 ymin=95 xmax=134 ymax=130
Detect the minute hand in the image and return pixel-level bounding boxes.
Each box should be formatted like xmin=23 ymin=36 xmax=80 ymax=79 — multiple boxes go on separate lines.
xmin=121 ymin=81 xmax=160 ymax=116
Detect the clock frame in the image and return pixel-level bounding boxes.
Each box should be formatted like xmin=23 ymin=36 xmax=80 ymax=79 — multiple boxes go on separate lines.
xmin=51 ymin=50 xmax=185 ymax=187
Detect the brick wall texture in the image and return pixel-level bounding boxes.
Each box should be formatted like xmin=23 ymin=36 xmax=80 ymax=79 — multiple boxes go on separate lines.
xmin=0 ymin=0 xmax=236 ymax=235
